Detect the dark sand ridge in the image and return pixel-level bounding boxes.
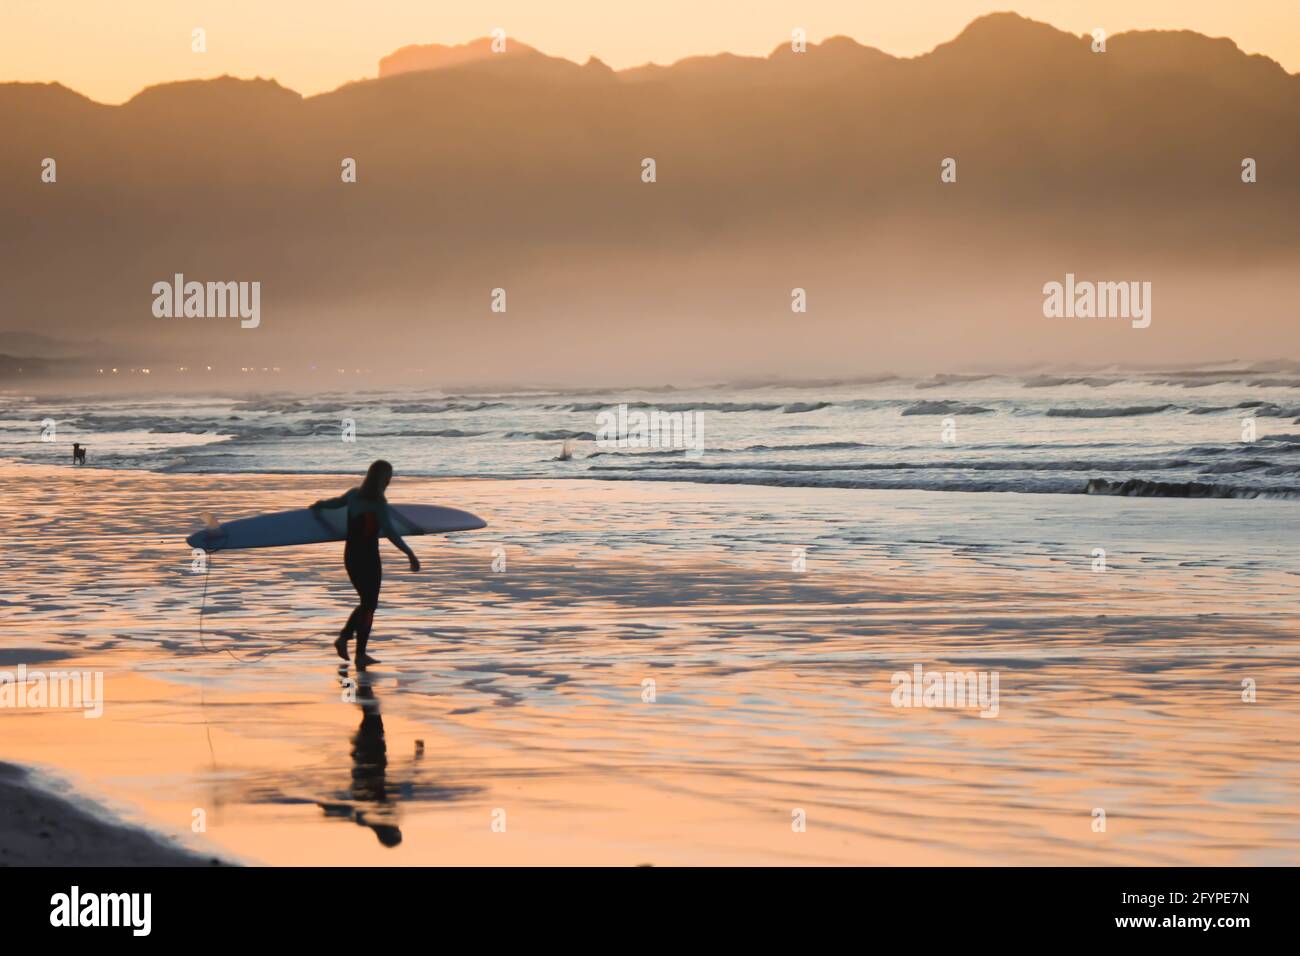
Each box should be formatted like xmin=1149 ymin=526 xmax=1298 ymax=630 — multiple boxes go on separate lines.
xmin=0 ymin=762 xmax=228 ymax=866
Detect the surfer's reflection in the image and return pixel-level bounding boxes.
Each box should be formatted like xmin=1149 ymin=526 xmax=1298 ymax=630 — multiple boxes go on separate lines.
xmin=317 ymin=669 xmax=403 ymax=847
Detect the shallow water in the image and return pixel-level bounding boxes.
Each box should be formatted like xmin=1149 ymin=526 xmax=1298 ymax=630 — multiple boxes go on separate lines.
xmin=1 ymin=465 xmax=1297 ymax=864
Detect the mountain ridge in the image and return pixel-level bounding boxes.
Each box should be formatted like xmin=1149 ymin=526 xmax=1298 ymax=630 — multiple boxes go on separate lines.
xmin=4 ymin=13 xmax=1296 ymax=108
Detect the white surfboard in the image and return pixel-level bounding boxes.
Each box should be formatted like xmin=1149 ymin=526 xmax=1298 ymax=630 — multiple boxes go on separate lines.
xmin=186 ymin=503 xmax=487 ymax=553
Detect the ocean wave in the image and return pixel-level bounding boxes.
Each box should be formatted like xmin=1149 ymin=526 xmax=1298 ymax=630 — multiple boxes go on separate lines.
xmin=1196 ymin=460 xmax=1274 ymax=475
xmin=1085 ymin=477 xmax=1300 ymax=499
xmin=1022 ymin=375 xmax=1118 ymax=388
xmin=581 ymin=469 xmax=1086 ymax=494
xmin=587 ymin=458 xmax=1204 ymax=475
xmin=389 ymin=401 xmax=507 ymax=414
xmin=584 ymin=449 xmax=683 ymax=459
xmin=900 ymin=401 xmax=994 ymax=416
xmin=1045 ymin=404 xmax=1173 ymax=418
xmin=1250 ymin=404 xmax=1300 ymax=418
xmin=229 ymin=400 xmax=353 ymax=414
xmin=732 ymin=440 xmax=874 ymax=452
xmin=914 ymin=374 xmax=997 ymax=390
xmin=584 ymin=440 xmax=875 ymax=458
xmin=387 ymin=428 xmax=490 ymax=438
xmin=505 ymin=430 xmax=597 ymax=441
xmin=548 ymin=401 xmax=784 ymax=413
xmin=1146 ymin=373 xmax=1300 ymax=389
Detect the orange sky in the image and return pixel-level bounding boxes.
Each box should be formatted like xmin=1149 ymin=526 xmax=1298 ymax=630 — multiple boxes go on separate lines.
xmin=2 ymin=1 xmax=1297 ymax=104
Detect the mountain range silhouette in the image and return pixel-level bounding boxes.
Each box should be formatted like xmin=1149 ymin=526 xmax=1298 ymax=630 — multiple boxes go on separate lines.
xmin=2 ymin=13 xmax=1296 ymax=383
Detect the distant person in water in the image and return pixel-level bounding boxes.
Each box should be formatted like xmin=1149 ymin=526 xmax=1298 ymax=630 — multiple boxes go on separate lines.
xmin=310 ymin=460 xmax=419 ymax=668
xmin=72 ymin=443 xmax=86 ymax=465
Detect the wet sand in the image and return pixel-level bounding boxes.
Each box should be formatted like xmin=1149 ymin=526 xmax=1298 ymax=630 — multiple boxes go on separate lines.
xmin=1 ymin=463 xmax=1297 ymax=865
xmin=0 ymin=762 xmax=225 ymax=865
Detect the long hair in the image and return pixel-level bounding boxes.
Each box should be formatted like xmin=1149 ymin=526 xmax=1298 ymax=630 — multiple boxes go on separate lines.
xmin=357 ymin=459 xmax=393 ymax=501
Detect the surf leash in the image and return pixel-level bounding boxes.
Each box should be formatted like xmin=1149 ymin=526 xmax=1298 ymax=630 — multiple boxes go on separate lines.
xmin=196 ymin=550 xmax=248 ymax=664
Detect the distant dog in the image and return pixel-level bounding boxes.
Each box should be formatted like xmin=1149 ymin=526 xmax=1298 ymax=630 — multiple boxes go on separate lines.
xmin=72 ymin=443 xmax=86 ymax=465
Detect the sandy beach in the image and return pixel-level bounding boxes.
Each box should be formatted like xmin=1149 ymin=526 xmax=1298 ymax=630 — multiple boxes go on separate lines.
xmin=1 ymin=462 xmax=1297 ymax=865
xmin=0 ymin=762 xmax=224 ymax=866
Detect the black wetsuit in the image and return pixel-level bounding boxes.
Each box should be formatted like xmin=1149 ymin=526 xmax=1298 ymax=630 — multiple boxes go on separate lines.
xmin=311 ymin=488 xmax=412 ymax=658
xmin=343 ymin=509 xmax=383 ymax=646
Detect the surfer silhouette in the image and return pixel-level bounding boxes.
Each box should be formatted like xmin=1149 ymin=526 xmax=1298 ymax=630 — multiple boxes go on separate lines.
xmin=310 ymin=460 xmax=419 ymax=668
